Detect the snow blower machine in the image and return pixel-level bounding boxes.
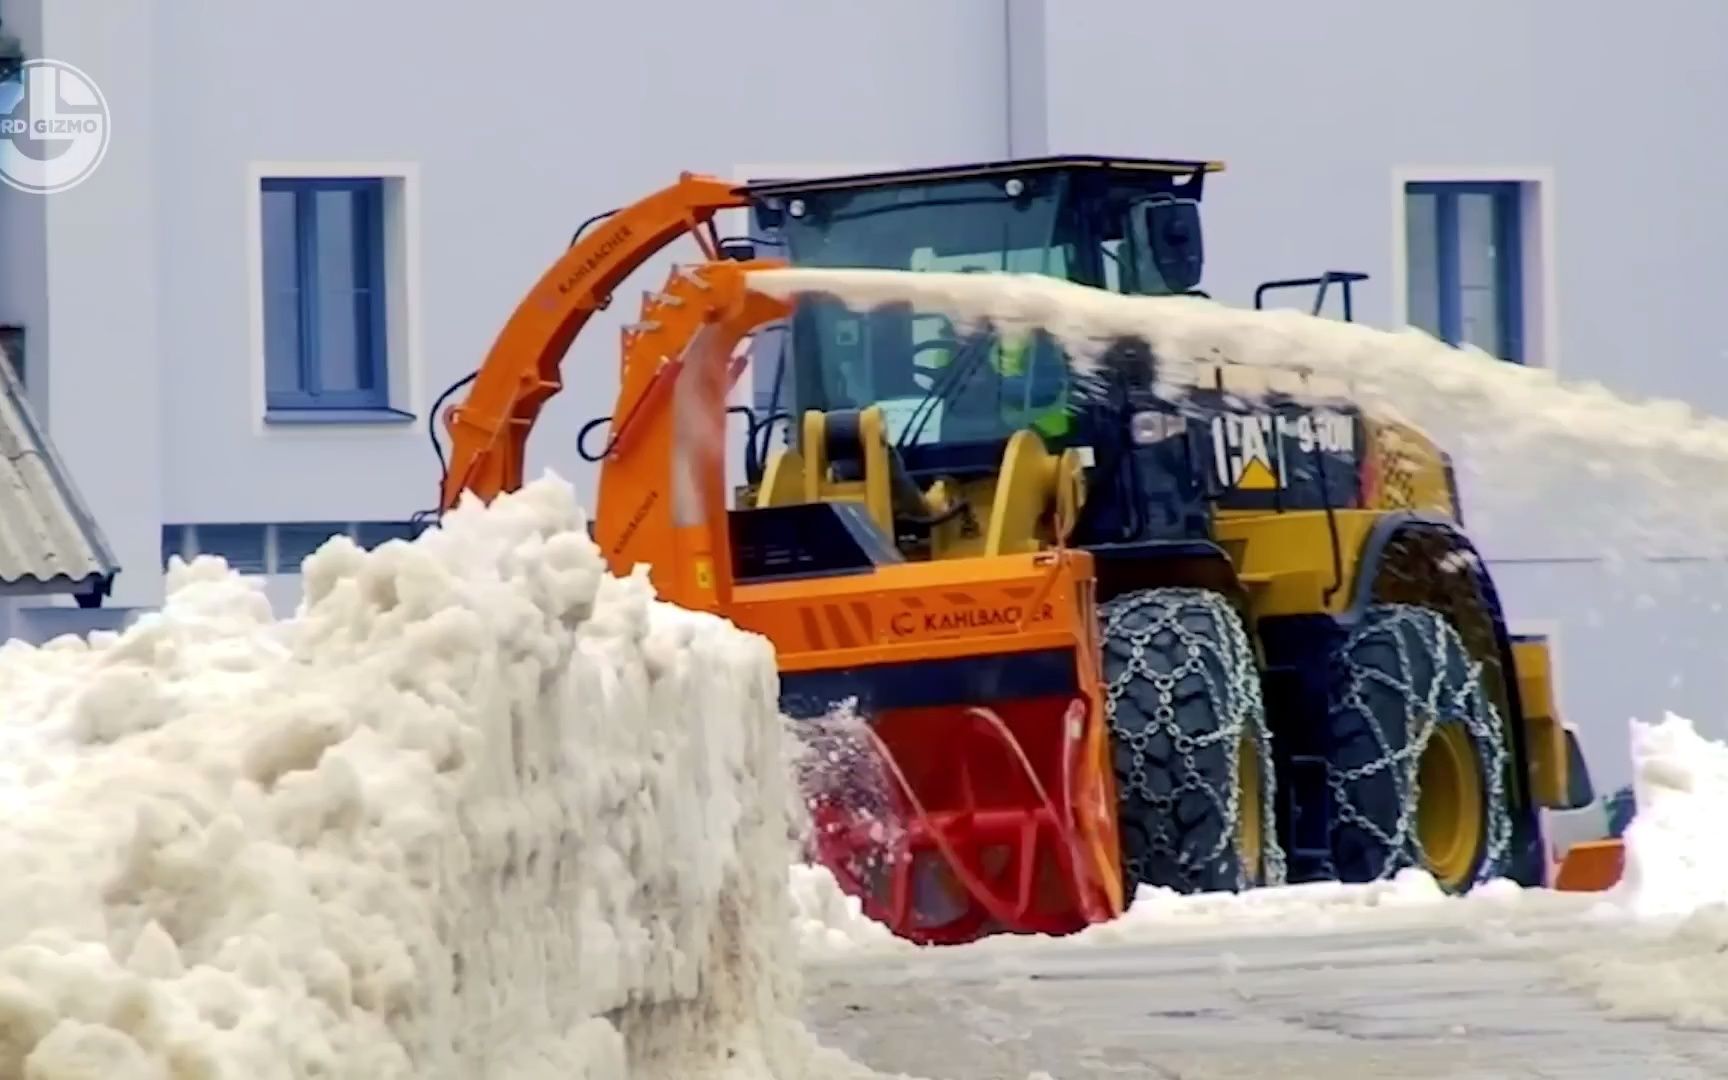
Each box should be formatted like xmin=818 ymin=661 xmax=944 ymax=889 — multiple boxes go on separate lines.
xmin=430 ymin=156 xmax=1614 ymax=945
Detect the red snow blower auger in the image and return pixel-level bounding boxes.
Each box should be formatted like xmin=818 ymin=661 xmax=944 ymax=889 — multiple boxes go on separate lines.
xmin=796 ymin=697 xmax=1119 ymax=944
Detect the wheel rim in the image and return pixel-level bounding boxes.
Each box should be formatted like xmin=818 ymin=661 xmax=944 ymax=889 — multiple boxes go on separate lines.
xmin=1236 ymin=735 xmax=1263 ymax=878
xmin=1416 ymin=722 xmax=1485 ymax=888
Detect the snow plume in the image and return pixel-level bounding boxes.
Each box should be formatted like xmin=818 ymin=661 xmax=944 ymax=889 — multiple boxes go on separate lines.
xmin=748 ymin=268 xmax=1728 ymax=558
xmin=0 ymin=474 xmax=889 ymax=1079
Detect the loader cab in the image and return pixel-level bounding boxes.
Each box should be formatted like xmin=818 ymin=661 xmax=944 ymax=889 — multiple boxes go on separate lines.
xmin=743 ymin=157 xmax=1219 ymax=471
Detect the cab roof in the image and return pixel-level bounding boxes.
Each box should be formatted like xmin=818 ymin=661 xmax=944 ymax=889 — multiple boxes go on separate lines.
xmin=739 ymin=155 xmax=1225 ymax=198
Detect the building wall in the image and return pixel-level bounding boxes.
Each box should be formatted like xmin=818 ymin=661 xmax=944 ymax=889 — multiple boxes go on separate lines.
xmin=1040 ymin=1 xmax=1728 ymax=413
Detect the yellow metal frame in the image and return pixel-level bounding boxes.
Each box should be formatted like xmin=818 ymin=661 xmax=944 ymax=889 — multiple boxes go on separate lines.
xmin=1512 ymin=637 xmax=1572 ymax=808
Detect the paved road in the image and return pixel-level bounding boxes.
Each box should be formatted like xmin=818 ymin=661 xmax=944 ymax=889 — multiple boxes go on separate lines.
xmin=803 ymin=900 xmax=1728 ymax=1079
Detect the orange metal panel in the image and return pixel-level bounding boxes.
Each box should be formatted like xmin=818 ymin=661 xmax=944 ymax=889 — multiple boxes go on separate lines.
xmin=1553 ymin=839 xmax=1625 ymax=892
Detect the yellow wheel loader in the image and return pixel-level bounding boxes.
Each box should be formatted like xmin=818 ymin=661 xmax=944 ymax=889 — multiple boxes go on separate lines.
xmin=430 ymin=156 xmax=1610 ymax=944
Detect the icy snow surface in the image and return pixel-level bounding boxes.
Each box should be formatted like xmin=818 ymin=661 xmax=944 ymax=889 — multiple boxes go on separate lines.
xmin=0 ymin=475 xmax=895 ymax=1080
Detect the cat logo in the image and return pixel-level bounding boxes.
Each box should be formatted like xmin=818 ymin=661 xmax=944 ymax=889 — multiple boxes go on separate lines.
xmin=1210 ymin=410 xmax=1354 ymax=491
xmin=1211 ymin=413 xmax=1284 ymax=490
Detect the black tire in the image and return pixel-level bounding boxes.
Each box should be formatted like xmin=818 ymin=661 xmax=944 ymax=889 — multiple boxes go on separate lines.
xmin=1100 ymin=587 xmax=1283 ymax=894
xmin=1323 ymin=603 xmax=1512 ymax=890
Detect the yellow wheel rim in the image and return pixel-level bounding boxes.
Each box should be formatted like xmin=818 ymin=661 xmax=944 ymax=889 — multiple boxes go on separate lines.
xmin=1236 ymin=735 xmax=1264 ymax=878
xmin=1416 ymin=722 xmax=1485 ymax=889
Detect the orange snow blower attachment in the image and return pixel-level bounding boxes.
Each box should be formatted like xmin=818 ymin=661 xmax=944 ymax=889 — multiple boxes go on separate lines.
xmin=433 ymin=174 xmax=1126 ymax=943
xmin=734 ymin=536 xmax=1125 ymax=942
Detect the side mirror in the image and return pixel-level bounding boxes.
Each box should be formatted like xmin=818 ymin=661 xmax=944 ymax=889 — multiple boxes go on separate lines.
xmin=718 ymin=238 xmax=757 ymax=262
xmin=751 ymin=199 xmax=786 ymax=232
xmin=1130 ymin=196 xmax=1204 ymax=294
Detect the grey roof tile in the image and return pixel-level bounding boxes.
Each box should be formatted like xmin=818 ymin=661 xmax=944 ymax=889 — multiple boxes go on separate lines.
xmin=0 ymin=356 xmax=118 ymax=597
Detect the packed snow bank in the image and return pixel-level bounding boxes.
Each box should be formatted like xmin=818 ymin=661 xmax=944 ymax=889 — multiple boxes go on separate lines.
xmin=0 ymin=474 xmax=883 ymax=1080
xmin=1025 ymin=869 xmax=1600 ymax=951
xmin=1609 ymin=712 xmax=1728 ymax=919
xmin=797 ymin=864 xmax=1594 ymax=970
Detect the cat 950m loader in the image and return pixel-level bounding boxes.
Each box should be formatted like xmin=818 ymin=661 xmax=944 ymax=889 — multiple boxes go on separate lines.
xmin=428 ymin=156 xmax=1613 ymax=944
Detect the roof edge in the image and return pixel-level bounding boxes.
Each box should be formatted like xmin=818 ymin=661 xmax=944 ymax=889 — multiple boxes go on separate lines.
xmin=740 ymin=155 xmax=1225 ymax=198
xmin=0 ymin=359 xmax=121 ymax=584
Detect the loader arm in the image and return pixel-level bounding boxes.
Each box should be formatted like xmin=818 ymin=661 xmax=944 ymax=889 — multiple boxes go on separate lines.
xmin=438 ymin=172 xmax=750 ymax=510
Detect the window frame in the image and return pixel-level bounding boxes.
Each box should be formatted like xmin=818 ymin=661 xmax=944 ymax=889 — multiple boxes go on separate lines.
xmin=260 ymin=176 xmax=390 ymax=412
xmin=161 ymin=520 xmax=422 ymax=575
xmin=1404 ymin=180 xmax=1525 ymax=363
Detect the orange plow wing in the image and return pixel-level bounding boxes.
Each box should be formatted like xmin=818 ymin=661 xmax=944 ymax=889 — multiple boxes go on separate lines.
xmin=735 ymin=546 xmax=1126 ymax=943
xmin=1553 ymin=838 xmax=1626 ymax=892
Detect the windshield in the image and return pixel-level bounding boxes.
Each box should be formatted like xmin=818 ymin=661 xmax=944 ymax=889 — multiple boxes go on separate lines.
xmin=780 ymin=177 xmax=1076 ymax=449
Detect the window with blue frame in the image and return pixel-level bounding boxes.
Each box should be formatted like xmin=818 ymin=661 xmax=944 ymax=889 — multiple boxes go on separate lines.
xmin=262 ymin=178 xmax=390 ymax=412
xmin=1404 ymin=182 xmax=1524 ymax=362
xmin=161 ymin=521 xmax=425 ymax=574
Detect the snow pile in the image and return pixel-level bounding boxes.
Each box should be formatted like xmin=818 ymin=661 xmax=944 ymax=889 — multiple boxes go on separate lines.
xmin=0 ymin=474 xmax=874 ymax=1080
xmin=1044 ymin=869 xmax=1583 ymax=948
xmin=786 ymin=865 xmax=903 ymax=959
xmin=1610 ymin=712 xmax=1728 ymax=919
xmin=1562 ymin=713 xmax=1728 ymax=1029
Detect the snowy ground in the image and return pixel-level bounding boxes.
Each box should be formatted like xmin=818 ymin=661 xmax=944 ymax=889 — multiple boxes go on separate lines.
xmin=804 ymin=905 xmax=1728 ymax=1079
xmin=796 ymin=870 xmax=1728 ymax=1078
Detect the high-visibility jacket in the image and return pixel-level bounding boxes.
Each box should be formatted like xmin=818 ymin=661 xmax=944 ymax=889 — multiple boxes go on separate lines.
xmin=917 ymin=334 xmax=1070 ymax=440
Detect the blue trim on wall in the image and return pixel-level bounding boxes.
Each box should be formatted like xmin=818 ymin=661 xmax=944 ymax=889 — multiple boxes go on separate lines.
xmin=262 ymin=177 xmax=392 ymax=410
xmin=1406 ymin=181 xmax=1524 ymax=363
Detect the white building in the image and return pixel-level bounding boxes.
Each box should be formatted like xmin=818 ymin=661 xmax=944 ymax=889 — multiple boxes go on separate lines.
xmin=0 ymin=0 xmax=1724 ymax=787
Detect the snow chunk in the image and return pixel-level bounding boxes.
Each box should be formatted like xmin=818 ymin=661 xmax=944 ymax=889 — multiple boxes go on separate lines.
xmin=1609 ymin=712 xmax=1728 ymax=919
xmin=1561 ymin=714 xmax=1728 ymax=1030
xmin=1070 ymin=868 xmax=1452 ymax=944
xmin=787 ymin=864 xmax=905 ymax=959
xmin=0 ymin=472 xmax=873 ymax=1079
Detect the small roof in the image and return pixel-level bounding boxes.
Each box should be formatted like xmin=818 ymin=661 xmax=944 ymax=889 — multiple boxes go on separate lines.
xmin=0 ymin=353 xmax=118 ymax=599
xmin=741 ymin=155 xmax=1225 ymax=198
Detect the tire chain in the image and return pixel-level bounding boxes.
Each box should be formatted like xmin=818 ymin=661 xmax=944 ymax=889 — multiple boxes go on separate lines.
xmin=1327 ymin=604 xmax=1512 ymax=885
xmin=1101 ymin=588 xmax=1288 ymax=891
